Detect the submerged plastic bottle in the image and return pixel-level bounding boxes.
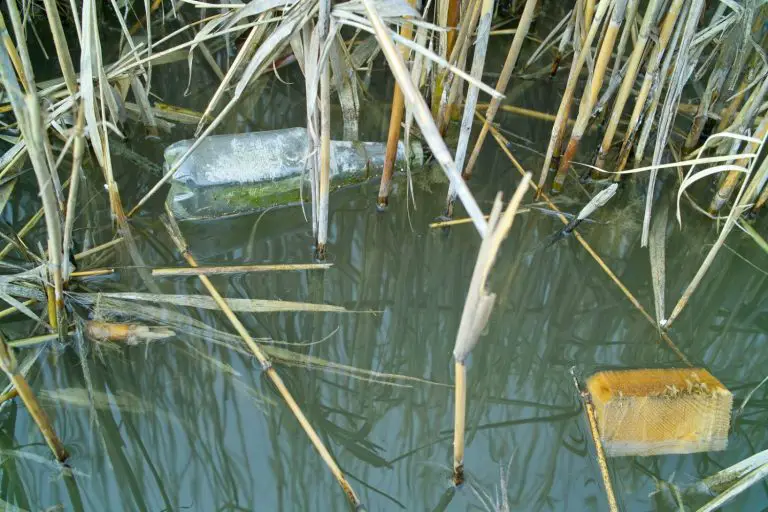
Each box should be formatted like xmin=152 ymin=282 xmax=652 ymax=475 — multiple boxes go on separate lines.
xmin=165 ymin=127 xmax=423 ymax=220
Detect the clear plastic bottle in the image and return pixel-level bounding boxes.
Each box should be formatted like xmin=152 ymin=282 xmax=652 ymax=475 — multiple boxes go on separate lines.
xmin=165 ymin=127 xmax=423 ymax=220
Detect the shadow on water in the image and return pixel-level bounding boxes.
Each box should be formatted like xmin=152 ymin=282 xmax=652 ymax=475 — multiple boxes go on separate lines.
xmin=1 ymin=21 xmax=768 ymax=512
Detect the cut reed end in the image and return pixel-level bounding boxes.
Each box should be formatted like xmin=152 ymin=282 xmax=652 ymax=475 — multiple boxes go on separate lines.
xmin=587 ymin=368 xmax=732 ymax=457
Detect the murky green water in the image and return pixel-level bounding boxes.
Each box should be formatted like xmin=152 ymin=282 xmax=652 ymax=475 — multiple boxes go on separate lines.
xmin=2 ymin=20 xmax=768 ymax=512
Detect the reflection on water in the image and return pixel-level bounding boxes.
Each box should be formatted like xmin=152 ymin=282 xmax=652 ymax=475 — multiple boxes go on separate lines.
xmin=2 ymin=34 xmax=768 ymax=512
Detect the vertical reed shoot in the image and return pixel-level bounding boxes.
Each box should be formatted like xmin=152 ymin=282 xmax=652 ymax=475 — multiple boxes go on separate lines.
xmin=452 ymin=175 xmax=531 ymax=484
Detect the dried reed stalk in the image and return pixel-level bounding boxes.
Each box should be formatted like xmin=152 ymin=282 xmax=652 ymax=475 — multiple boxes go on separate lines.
xmin=62 ymin=105 xmax=86 ymax=281
xmin=0 ymin=11 xmax=27 ymax=91
xmin=615 ymin=0 xmax=685 ymax=173
xmin=378 ymin=0 xmax=416 ymax=208
xmin=445 ymin=0 xmax=496 ymax=214
xmin=573 ymin=373 xmax=619 ymax=512
xmin=536 ymin=0 xmax=611 ymax=194
xmin=453 ymin=175 xmax=531 ymax=484
xmin=162 ymin=210 xmax=361 ymax=507
xmin=594 ymin=0 xmax=661 ymax=172
xmin=463 ymin=0 xmax=538 ymax=181
xmin=42 ymin=0 xmax=78 ymax=95
xmin=553 ymin=0 xmax=628 ymax=191
xmin=316 ymin=0 xmax=332 ymax=259
xmin=0 ymin=334 xmax=68 ymax=462
xmin=0 ymin=23 xmax=65 ymax=330
xmin=710 ymin=116 xmax=768 ymax=212
xmin=361 ymin=0 xmax=489 ymax=236
xmin=151 ymin=263 xmax=332 ymax=276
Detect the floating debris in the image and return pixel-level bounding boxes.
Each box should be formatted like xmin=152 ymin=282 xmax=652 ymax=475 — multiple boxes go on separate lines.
xmin=165 ymin=128 xmax=423 ymax=220
xmin=587 ymin=368 xmax=733 ymax=456
xmin=84 ymin=321 xmax=175 ymax=345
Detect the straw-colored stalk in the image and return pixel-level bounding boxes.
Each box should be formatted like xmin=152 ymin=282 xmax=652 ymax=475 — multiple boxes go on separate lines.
xmin=162 ymin=210 xmax=361 ymax=507
xmin=607 ymin=0 xmax=638 ymax=87
xmin=463 ymin=0 xmax=538 ymax=181
xmin=615 ymin=0 xmax=684 ymax=173
xmin=593 ymin=0 xmax=661 ymax=171
xmin=749 ymin=152 xmax=768 ymax=215
xmin=640 ymin=0 xmax=705 ymax=246
xmin=62 ymin=105 xmax=86 ymax=281
xmin=42 ymin=0 xmax=78 ymax=95
xmin=0 ymin=11 xmax=27 ymax=91
xmin=316 ymin=0 xmax=332 ymax=259
xmin=486 ymin=119 xmax=692 ymax=365
xmin=536 ymin=0 xmax=611 ymax=194
xmin=584 ymin=0 xmax=596 ymax=33
xmin=452 ymin=175 xmax=532 ymax=484
xmin=574 ymin=377 xmax=619 ymax=512
xmin=0 ymin=35 xmax=65 ymax=329
xmin=436 ymin=0 xmax=482 ymax=135
xmin=377 ymin=0 xmax=416 ymax=208
xmin=70 ymin=268 xmax=115 ymax=278
xmin=710 ymin=117 xmax=768 ymax=212
xmin=0 ymin=335 xmax=68 ymax=462
xmin=151 ymin=263 xmax=333 ymax=276
xmin=684 ymin=34 xmax=740 ymax=151
xmin=633 ymin=0 xmax=687 ymax=166
xmin=445 ymin=0 xmax=496 ymax=215
xmin=553 ymin=0 xmax=628 ymax=192
xmin=446 ymin=0 xmax=461 ymax=56
xmin=361 ymin=0 xmax=489 ymax=236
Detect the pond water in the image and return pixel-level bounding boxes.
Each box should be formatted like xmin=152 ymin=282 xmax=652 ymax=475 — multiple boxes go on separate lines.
xmin=2 ymin=15 xmax=768 ymax=512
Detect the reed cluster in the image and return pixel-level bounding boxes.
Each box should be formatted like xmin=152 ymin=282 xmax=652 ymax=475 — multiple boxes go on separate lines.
xmin=0 ymin=0 xmax=766 ymax=509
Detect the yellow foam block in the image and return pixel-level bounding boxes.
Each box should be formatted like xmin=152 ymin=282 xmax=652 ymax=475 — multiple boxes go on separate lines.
xmin=587 ymin=368 xmax=733 ymax=457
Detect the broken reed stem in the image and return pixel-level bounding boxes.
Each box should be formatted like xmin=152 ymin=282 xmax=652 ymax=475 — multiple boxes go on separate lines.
xmin=316 ymin=0 xmax=332 ymax=259
xmin=151 ymin=263 xmax=333 ymax=276
xmin=362 ymin=0 xmax=488 ymax=236
xmin=453 ymin=361 xmax=467 ymax=485
xmin=62 ymin=105 xmax=86 ymax=281
xmin=162 ymin=210 xmax=361 ymax=507
xmin=536 ymin=0 xmax=611 ymax=195
xmin=0 ymin=335 xmax=68 ymax=462
xmin=378 ymin=0 xmax=416 ymax=207
xmin=486 ymin=120 xmax=693 ymax=366
xmin=452 ymin=175 xmax=532 ymax=485
xmin=463 ymin=0 xmax=538 ymax=181
xmin=553 ymin=0 xmax=628 ymax=192
xmin=574 ymin=378 xmax=619 ymax=512
xmin=615 ymin=0 xmax=684 ymax=173
xmin=594 ymin=0 xmax=660 ymax=171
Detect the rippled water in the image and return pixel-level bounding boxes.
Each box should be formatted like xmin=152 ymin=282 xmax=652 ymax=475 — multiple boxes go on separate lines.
xmin=2 ymin=20 xmax=767 ymax=512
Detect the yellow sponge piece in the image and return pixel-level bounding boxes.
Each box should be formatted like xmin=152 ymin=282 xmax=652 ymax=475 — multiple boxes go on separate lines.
xmin=587 ymin=368 xmax=733 ymax=457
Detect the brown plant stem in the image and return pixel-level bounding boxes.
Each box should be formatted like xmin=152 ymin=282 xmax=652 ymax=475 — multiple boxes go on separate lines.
xmin=0 ymin=335 xmax=68 ymax=462
xmin=463 ymin=0 xmax=538 ymax=181
xmin=378 ymin=0 xmax=416 ymax=207
xmin=162 ymin=210 xmax=361 ymax=507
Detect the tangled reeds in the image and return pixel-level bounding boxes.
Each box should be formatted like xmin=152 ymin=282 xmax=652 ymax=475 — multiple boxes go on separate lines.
xmin=0 ymin=0 xmax=767 ymax=508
